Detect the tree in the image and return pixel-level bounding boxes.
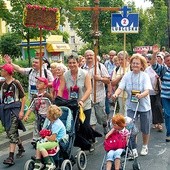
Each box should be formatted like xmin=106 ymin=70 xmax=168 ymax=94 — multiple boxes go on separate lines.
xmin=0 ymin=33 xmax=21 ymax=57
xmin=0 ymin=0 xmax=76 ymax=65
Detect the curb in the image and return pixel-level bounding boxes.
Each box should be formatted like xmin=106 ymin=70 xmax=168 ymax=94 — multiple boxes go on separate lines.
xmin=0 ymin=125 xmax=34 ymax=149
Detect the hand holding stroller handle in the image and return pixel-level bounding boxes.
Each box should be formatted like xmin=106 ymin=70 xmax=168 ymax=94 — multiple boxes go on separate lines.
xmin=112 ymin=94 xmax=118 ymax=100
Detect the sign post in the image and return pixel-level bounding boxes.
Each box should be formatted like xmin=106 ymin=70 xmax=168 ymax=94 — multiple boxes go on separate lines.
xmin=111 ymin=6 xmax=139 ymax=114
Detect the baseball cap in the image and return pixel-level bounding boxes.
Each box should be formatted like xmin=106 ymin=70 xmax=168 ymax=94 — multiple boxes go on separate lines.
xmin=36 ymin=77 xmax=48 ymax=86
xmin=0 ymin=64 xmax=14 ymax=74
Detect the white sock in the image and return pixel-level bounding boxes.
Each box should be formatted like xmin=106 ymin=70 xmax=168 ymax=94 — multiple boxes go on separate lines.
xmin=142 ymin=145 xmax=148 ymax=148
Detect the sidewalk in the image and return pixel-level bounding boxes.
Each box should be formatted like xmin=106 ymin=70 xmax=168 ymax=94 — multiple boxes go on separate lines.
xmin=0 ymin=123 xmax=34 ymax=149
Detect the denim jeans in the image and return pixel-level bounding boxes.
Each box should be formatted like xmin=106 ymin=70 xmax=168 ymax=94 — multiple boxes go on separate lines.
xmin=161 ymin=98 xmax=170 ymax=137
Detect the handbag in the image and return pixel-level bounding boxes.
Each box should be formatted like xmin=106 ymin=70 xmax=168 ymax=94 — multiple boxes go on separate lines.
xmin=104 ymin=131 xmax=127 ymax=151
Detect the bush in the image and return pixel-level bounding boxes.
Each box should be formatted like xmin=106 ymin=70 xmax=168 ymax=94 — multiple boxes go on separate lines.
xmin=13 ymin=59 xmax=29 ymax=93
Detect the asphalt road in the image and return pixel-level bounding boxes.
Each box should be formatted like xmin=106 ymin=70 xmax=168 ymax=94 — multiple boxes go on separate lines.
xmin=0 ymin=125 xmax=170 ymax=170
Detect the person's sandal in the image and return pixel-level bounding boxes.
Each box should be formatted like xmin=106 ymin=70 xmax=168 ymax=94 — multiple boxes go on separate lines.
xmin=157 ymin=124 xmax=163 ymax=132
xmin=3 ymin=157 xmax=15 ymax=165
xmin=16 ymin=148 xmax=25 ymax=158
xmin=152 ymin=124 xmax=158 ymax=129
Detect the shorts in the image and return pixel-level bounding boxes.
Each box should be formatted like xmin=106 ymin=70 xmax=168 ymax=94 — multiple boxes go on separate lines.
xmin=106 ymin=149 xmax=124 ymax=161
xmin=127 ymin=109 xmax=151 ymax=135
xmin=6 ymin=113 xmax=19 ymax=144
xmin=90 ymin=99 xmax=107 ymax=126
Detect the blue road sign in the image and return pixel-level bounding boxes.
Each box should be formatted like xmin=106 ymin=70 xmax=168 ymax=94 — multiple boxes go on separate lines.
xmin=111 ymin=6 xmax=139 ymax=33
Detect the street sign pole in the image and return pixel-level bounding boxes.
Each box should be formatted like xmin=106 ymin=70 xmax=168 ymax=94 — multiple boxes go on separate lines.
xmin=111 ymin=6 xmax=139 ymax=115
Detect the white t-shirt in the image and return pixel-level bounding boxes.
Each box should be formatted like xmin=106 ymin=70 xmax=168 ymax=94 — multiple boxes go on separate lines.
xmin=145 ymin=66 xmax=158 ymax=95
xmin=119 ymin=71 xmax=152 ymax=112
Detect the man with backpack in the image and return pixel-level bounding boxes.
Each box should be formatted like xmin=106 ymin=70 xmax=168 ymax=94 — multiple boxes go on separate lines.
xmin=4 ymin=55 xmax=54 ymax=100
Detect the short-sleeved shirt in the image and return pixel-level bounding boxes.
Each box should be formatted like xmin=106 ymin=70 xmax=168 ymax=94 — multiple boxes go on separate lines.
xmin=119 ymin=71 xmax=152 ymax=112
xmin=152 ymin=63 xmax=170 ymax=99
xmin=51 ymin=118 xmax=66 ymax=141
xmin=83 ymin=63 xmax=110 ymax=103
xmin=112 ymin=66 xmax=131 ymax=98
xmin=0 ymin=79 xmax=25 ymax=104
xmin=29 ymin=92 xmax=52 ymax=117
xmin=104 ymin=60 xmax=115 ymax=78
xmin=145 ymin=66 xmax=158 ymax=95
xmin=23 ymin=68 xmax=54 ymax=99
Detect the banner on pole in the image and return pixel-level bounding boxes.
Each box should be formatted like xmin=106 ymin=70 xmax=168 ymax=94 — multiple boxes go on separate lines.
xmin=111 ymin=6 xmax=139 ymax=33
xmin=23 ymin=4 xmax=60 ymax=30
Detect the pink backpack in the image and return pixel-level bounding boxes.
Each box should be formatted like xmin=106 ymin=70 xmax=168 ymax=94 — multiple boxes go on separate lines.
xmin=104 ymin=131 xmax=127 ymax=151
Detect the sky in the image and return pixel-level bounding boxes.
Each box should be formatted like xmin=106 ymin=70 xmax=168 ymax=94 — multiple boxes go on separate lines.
xmin=124 ymin=0 xmax=152 ymax=9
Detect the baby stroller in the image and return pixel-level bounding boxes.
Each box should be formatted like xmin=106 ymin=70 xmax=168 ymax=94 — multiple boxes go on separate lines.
xmin=101 ymin=101 xmax=141 ymax=170
xmin=54 ymin=96 xmax=102 ymax=151
xmin=24 ymin=103 xmax=87 ymax=170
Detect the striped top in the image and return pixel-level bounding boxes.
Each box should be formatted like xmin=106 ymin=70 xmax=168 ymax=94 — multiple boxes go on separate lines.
xmin=152 ymin=63 xmax=170 ymax=99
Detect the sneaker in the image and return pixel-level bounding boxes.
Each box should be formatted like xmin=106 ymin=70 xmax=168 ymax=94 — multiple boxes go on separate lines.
xmin=89 ymin=144 xmax=95 ymax=152
xmin=140 ymin=146 xmax=148 ymax=156
xmin=33 ymin=161 xmax=44 ymax=170
xmin=45 ymin=162 xmax=56 ymax=170
xmin=94 ymin=139 xmax=98 ymax=144
xmin=128 ymin=148 xmax=138 ymax=160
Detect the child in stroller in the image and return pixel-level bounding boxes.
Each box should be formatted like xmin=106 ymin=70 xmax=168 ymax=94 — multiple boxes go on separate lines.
xmin=104 ymin=114 xmax=130 ymax=170
xmin=24 ymin=103 xmax=87 ymax=170
xmin=33 ymin=105 xmax=66 ymax=170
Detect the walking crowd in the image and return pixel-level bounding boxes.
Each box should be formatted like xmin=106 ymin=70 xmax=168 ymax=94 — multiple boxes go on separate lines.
xmin=0 ymin=44 xmax=169 ymax=170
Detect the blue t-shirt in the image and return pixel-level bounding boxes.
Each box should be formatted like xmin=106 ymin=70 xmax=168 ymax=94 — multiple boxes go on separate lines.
xmin=51 ymin=119 xmax=66 ymax=141
xmin=43 ymin=118 xmax=66 ymax=141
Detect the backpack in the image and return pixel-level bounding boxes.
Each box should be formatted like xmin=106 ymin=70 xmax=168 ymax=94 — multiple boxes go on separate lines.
xmin=29 ymin=68 xmax=48 ymax=78
xmin=104 ymin=131 xmax=127 ymax=151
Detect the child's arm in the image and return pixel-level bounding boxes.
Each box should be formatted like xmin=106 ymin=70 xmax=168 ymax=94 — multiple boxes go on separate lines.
xmin=105 ymin=128 xmax=115 ymax=139
xmin=45 ymin=133 xmax=57 ymax=142
xmin=19 ymin=96 xmax=26 ymax=120
xmin=23 ymin=109 xmax=32 ymax=122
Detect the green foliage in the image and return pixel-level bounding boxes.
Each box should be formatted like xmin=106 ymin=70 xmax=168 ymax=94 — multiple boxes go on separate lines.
xmin=13 ymin=59 xmax=29 ymax=93
xmin=0 ymin=0 xmax=169 ymax=56
xmin=0 ymin=33 xmax=22 ymax=58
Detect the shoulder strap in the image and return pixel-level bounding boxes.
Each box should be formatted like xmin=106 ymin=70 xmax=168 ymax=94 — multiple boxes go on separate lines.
xmin=160 ymin=66 xmax=167 ymax=81
xmin=29 ymin=68 xmax=47 ymax=79
xmin=98 ymin=63 xmax=101 ymax=71
xmin=115 ymin=66 xmax=120 ymax=73
xmin=44 ymin=69 xmax=48 ymax=78
xmin=28 ymin=68 xmax=33 ymax=75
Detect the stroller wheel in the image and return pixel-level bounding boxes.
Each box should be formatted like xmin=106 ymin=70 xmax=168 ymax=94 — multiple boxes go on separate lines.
xmin=24 ymin=159 xmax=34 ymax=170
xmin=61 ymin=159 xmax=72 ymax=170
xmin=133 ymin=158 xmax=141 ymax=170
xmin=76 ymin=150 xmax=87 ymax=170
